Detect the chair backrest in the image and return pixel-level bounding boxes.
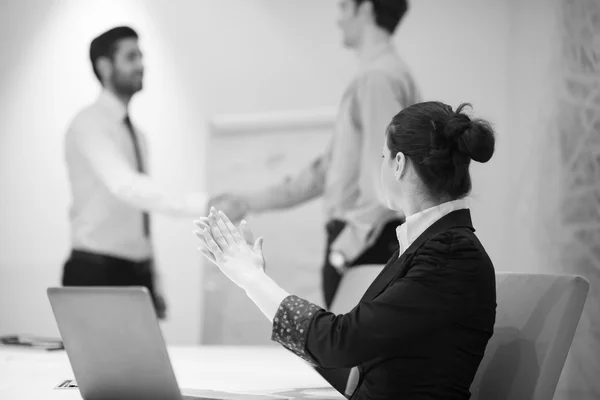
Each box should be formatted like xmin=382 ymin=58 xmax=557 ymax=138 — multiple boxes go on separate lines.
xmin=470 ymin=272 xmax=589 ymax=400
xmin=329 ymin=265 xmax=385 ymax=314
xmin=331 ymin=268 xmax=590 ymax=400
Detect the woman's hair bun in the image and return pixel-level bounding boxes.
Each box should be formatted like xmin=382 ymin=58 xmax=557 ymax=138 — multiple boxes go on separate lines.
xmin=445 ymin=103 xmax=495 ymax=163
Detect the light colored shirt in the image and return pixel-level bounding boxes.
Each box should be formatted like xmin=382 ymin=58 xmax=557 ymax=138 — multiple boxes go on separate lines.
xmin=253 ymin=41 xmax=421 ymax=262
xmin=396 ymin=199 xmax=471 ymax=256
xmin=64 ymin=90 xmax=207 ymax=261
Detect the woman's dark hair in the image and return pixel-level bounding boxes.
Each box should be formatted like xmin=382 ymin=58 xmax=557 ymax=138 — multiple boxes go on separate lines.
xmin=89 ymin=26 xmax=139 ymax=82
xmin=386 ymin=101 xmax=495 ymax=200
xmin=353 ymin=0 xmax=408 ymax=34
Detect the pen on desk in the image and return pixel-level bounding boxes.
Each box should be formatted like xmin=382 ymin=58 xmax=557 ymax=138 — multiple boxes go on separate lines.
xmin=0 ymin=336 xmax=64 ymax=351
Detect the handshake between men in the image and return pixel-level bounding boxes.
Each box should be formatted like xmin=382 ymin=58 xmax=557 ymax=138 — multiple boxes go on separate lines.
xmin=207 ymin=193 xmax=251 ymax=223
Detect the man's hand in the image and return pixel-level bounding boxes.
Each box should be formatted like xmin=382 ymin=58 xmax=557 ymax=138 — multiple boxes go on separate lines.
xmin=153 ymin=292 xmax=167 ymax=320
xmin=207 ymin=193 xmax=250 ymax=223
xmin=149 ymin=259 xmax=167 ymax=320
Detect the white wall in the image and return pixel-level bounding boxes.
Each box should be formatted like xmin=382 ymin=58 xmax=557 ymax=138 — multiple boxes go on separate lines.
xmin=504 ymin=0 xmax=562 ymax=272
xmin=0 ymin=0 xmax=514 ymax=344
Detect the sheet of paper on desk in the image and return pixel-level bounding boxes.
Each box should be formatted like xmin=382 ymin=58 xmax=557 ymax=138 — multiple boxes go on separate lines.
xmin=243 ymin=387 xmax=345 ymax=399
xmin=295 ymin=388 xmax=345 ymax=398
xmin=181 ymin=388 xmax=291 ymax=399
xmin=182 ymin=386 xmax=344 ymax=399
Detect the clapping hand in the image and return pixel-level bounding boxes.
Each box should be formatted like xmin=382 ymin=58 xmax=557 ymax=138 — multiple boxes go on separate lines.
xmin=194 ymin=216 xmax=255 ymax=253
xmin=194 ymin=207 xmax=266 ymax=288
xmin=207 ymin=193 xmax=249 ymax=223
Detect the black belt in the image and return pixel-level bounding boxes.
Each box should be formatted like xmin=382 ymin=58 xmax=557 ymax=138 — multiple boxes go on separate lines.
xmin=69 ymin=250 xmax=150 ymax=269
xmin=325 ymin=219 xmax=346 ymax=234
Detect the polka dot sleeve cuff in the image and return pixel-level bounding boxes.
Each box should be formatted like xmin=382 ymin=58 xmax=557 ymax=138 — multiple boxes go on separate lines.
xmin=271 ymin=295 xmax=322 ymax=365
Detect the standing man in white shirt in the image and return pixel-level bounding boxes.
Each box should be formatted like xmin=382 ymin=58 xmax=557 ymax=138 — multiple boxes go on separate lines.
xmin=211 ymin=0 xmax=420 ymax=309
xmin=62 ymin=26 xmax=207 ymax=319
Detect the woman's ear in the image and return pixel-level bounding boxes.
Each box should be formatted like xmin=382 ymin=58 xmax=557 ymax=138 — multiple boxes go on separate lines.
xmin=394 ymin=152 xmax=406 ymax=181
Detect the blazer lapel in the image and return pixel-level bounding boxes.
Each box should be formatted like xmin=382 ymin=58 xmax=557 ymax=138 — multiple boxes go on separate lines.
xmin=361 ymin=248 xmax=405 ymax=301
xmin=360 ymin=209 xmax=475 ymax=302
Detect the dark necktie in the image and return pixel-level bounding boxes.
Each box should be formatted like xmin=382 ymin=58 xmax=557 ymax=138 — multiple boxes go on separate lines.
xmin=124 ymin=115 xmax=150 ymax=238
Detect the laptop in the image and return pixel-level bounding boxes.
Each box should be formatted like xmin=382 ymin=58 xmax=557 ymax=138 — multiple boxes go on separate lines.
xmin=47 ymin=287 xmax=290 ymax=400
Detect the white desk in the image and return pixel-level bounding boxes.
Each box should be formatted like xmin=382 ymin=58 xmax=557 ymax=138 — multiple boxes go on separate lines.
xmin=0 ymin=345 xmax=344 ymax=399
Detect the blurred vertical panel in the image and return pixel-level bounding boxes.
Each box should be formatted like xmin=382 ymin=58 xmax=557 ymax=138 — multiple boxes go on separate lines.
xmin=506 ymin=0 xmax=600 ymax=397
xmin=202 ymin=114 xmax=331 ymax=345
xmin=553 ymin=0 xmax=600 ymax=398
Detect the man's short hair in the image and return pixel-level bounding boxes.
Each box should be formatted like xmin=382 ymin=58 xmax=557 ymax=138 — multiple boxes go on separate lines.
xmin=354 ymin=0 xmax=408 ymax=34
xmin=89 ymin=26 xmax=139 ymax=82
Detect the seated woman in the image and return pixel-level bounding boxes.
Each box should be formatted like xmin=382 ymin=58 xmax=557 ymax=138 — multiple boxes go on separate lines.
xmin=195 ymin=101 xmax=497 ymax=400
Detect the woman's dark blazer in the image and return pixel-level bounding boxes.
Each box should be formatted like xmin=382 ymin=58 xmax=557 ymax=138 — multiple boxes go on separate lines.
xmin=271 ymin=209 xmax=497 ymax=399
